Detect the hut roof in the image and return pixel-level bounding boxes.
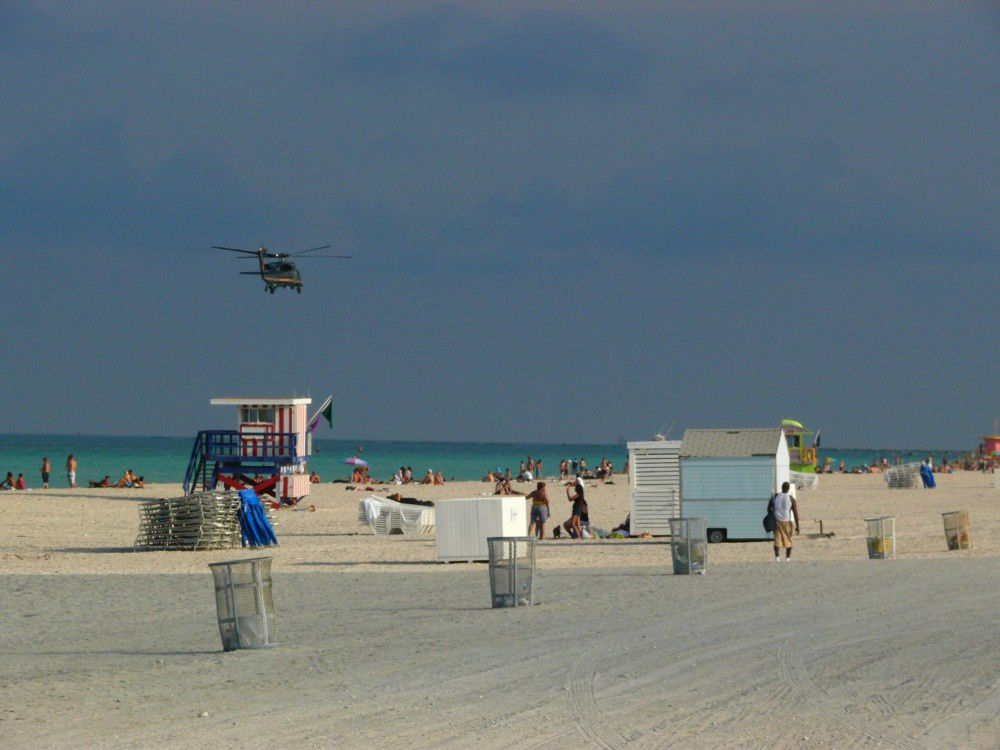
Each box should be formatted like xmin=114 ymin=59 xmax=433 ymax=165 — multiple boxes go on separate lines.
xmin=681 ymin=428 xmax=782 ymax=458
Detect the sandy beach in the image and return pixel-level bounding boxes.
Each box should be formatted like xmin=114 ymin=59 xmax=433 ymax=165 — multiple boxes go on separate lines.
xmin=2 ymin=473 xmax=998 ymax=748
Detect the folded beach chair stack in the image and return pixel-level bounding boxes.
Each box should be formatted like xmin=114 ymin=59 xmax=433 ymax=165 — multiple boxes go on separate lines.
xmin=238 ymin=489 xmax=279 ymax=548
xmin=884 ymin=463 xmax=922 ymax=489
xmin=789 ymin=471 xmax=819 ymax=490
xmin=358 ymin=495 xmax=435 ymax=535
xmin=135 ymin=490 xmax=243 ymax=551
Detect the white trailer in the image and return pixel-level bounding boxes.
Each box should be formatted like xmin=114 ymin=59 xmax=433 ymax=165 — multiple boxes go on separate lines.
xmin=435 ymin=496 xmax=528 ymax=562
xmin=680 ymin=428 xmax=790 ymax=543
xmin=627 ymin=440 xmax=682 ymax=536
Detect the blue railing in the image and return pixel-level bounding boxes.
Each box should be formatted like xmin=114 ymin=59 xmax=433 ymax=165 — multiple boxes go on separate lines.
xmin=184 ymin=429 xmax=301 ymax=494
xmin=205 ymin=430 xmax=298 ymax=460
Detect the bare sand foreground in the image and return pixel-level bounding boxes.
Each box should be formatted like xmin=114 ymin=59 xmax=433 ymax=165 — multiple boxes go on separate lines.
xmin=1 ymin=473 xmax=998 ymax=748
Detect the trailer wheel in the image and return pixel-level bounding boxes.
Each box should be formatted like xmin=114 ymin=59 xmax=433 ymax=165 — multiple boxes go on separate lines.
xmin=707 ymin=528 xmax=727 ymax=544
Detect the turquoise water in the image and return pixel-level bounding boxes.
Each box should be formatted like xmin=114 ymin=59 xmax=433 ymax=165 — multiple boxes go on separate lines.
xmin=0 ymin=434 xmax=969 ymax=488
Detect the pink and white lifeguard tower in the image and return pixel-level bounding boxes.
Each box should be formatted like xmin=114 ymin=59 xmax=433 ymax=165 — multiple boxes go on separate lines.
xmin=981 ymin=435 xmax=1000 ymax=457
xmin=183 ymin=396 xmax=314 ymax=506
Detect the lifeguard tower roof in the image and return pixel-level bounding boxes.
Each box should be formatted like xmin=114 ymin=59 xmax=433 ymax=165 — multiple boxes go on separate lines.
xmin=210 ymin=397 xmax=312 ymax=406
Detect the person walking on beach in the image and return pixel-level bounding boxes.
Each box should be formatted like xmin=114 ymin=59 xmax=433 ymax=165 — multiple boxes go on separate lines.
xmin=66 ymin=455 xmax=77 ymax=488
xmin=41 ymin=457 xmax=51 ymax=488
xmin=770 ymin=481 xmax=799 ymax=561
xmin=526 ymin=481 xmax=549 ymax=539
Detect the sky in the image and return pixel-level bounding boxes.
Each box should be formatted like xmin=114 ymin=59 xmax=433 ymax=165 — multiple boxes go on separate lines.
xmin=0 ymin=1 xmax=997 ymax=448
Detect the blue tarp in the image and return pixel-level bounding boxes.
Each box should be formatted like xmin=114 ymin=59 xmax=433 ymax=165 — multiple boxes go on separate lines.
xmin=920 ymin=463 xmax=936 ymax=489
xmin=238 ymin=489 xmax=279 ymax=547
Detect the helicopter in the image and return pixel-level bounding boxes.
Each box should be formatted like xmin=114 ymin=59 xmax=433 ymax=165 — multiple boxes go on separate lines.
xmin=213 ymin=245 xmax=352 ymax=294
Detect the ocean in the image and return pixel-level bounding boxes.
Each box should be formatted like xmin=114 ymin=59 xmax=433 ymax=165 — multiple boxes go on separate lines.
xmin=0 ymin=434 xmax=969 ymax=488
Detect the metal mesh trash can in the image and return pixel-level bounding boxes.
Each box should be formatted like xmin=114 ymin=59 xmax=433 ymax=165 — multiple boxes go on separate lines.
xmin=942 ymin=511 xmax=970 ymax=550
xmin=865 ymin=517 xmax=895 ymax=560
xmin=209 ymin=556 xmax=276 ymax=651
xmin=668 ymin=517 xmax=708 ymax=575
xmin=487 ymin=537 xmax=535 ymax=608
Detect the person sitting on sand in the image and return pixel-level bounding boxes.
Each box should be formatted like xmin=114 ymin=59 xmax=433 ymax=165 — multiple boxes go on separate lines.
xmin=483 ymin=470 xmax=496 ymax=483
xmin=309 ymin=471 xmax=321 ymax=483
xmin=15 ymin=473 xmax=27 ymax=490
xmin=1 ymin=472 xmax=14 ymax=490
xmin=114 ymin=469 xmax=138 ymax=488
xmin=494 ymin=476 xmax=515 ymax=495
xmin=88 ymin=475 xmax=111 ymax=488
xmin=433 ymin=471 xmax=446 ymax=485
xmin=420 ymin=469 xmax=434 ymax=485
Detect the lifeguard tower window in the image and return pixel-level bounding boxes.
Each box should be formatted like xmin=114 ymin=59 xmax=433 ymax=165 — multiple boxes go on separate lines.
xmin=241 ymin=407 xmax=275 ymax=424
xmin=788 ymin=435 xmax=800 ymax=448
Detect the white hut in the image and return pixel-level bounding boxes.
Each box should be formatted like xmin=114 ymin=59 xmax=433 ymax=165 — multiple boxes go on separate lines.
xmin=627 ymin=439 xmax=682 ymax=535
xmin=680 ymin=428 xmax=790 ymax=543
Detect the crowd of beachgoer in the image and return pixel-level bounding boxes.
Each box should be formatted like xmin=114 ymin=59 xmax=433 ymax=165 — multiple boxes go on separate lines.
xmin=818 ymin=453 xmax=997 ymax=475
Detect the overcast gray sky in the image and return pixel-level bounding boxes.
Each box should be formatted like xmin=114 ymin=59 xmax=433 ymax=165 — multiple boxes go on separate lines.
xmin=1 ymin=2 xmax=997 ymax=447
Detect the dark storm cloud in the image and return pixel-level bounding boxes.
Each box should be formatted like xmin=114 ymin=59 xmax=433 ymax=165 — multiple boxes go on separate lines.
xmin=328 ymin=5 xmax=643 ymax=95
xmin=0 ymin=117 xmax=289 ymax=248
xmin=0 ymin=3 xmax=996 ymax=446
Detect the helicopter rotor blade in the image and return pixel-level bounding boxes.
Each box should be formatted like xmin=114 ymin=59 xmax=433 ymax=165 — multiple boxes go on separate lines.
xmin=238 ymin=271 xmax=262 ymax=275
xmin=289 ymin=245 xmax=332 ymax=256
xmin=295 ymin=254 xmax=353 ymax=259
xmin=213 ymin=246 xmax=260 ymax=255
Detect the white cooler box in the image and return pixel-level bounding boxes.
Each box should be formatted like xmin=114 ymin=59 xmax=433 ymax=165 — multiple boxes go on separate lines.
xmin=435 ymin=497 xmax=528 ymax=562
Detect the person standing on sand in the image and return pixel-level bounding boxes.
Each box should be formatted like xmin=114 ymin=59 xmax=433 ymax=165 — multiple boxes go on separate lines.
xmin=41 ymin=457 xmax=51 ymax=488
xmin=770 ymin=481 xmax=799 ymax=561
xmin=563 ymin=476 xmax=587 ymax=540
xmin=526 ymin=481 xmax=549 ymax=539
xmin=66 ymin=455 xmax=77 ymax=488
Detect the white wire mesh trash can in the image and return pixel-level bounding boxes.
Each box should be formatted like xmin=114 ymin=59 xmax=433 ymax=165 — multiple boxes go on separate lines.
xmin=668 ymin=517 xmax=708 ymax=575
xmin=487 ymin=537 xmax=536 ymax=608
xmin=209 ymin=556 xmax=276 ymax=651
xmin=865 ymin=517 xmax=895 ymax=560
xmin=942 ymin=511 xmax=971 ymax=551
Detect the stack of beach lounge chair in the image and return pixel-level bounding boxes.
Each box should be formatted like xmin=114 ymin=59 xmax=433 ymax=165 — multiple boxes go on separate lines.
xmin=135 ymin=490 xmax=243 ymax=550
xmin=358 ymin=495 xmax=435 ymax=535
xmin=884 ymin=463 xmax=922 ymax=489
xmin=789 ymin=471 xmax=819 ymax=490
xmin=135 ymin=489 xmax=280 ymax=551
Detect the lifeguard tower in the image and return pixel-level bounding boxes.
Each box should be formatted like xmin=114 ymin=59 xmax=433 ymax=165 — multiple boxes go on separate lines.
xmin=782 ymin=418 xmax=818 ymax=473
xmin=183 ymin=396 xmax=313 ymax=506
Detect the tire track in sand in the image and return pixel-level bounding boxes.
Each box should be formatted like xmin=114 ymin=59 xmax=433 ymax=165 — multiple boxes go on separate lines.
xmin=567 ymin=654 xmax=633 ymax=749
xmin=777 ymin=640 xmax=916 ymax=749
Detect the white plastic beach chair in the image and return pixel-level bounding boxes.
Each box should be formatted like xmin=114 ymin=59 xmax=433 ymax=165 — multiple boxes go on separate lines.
xmin=359 ymin=496 xmax=435 ymax=535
